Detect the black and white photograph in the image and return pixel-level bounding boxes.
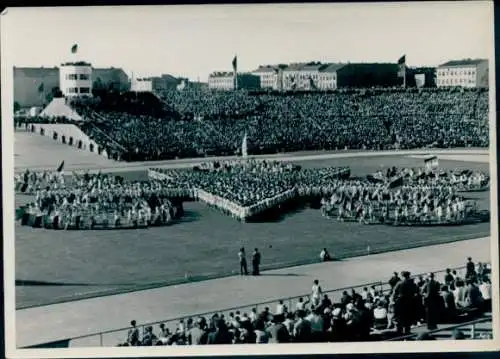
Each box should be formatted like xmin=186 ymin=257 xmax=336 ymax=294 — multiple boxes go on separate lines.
xmin=1 ymin=2 xmax=499 ymax=357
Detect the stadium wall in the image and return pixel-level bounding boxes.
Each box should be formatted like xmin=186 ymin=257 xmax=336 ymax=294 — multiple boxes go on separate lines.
xmin=28 ymin=123 xmax=108 ymax=158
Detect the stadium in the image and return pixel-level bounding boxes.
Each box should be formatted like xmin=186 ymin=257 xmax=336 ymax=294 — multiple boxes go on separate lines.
xmin=12 ymin=56 xmax=494 ymax=348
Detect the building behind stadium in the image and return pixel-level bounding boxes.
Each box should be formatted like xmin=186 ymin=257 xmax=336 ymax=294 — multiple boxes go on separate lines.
xmin=436 ymin=59 xmax=488 ymax=88
xmin=14 ymin=65 xmax=130 ymax=108
xmin=251 ymin=62 xmax=408 ymax=91
xmin=208 ymin=72 xmax=261 ymax=91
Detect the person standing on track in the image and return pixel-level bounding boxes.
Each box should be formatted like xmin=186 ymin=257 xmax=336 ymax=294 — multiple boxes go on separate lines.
xmin=252 ymin=248 xmax=261 ymax=276
xmin=238 ymin=247 xmax=248 ymax=275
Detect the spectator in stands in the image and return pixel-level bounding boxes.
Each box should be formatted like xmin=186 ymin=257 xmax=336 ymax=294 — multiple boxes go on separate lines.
xmin=388 ymin=272 xmax=400 ymax=292
xmin=466 ymin=257 xmax=476 ymax=280
xmin=311 ymin=280 xmax=323 ymax=307
xmin=441 ymin=285 xmax=457 ymax=323
xmin=444 ymin=268 xmax=455 ymax=287
xmin=207 ymin=319 xmax=232 ymax=345
xmin=142 ymin=326 xmax=157 ymax=346
xmin=454 ymin=279 xmax=468 ymax=309
xmin=465 ymin=279 xmax=484 ymax=310
xmin=296 ymin=297 xmax=309 ymax=311
xmin=393 ymin=271 xmax=418 ymax=335
xmin=479 ymin=278 xmax=492 ymax=312
xmin=293 ymin=310 xmax=311 ymax=343
xmin=276 ymin=300 xmax=286 ymax=315
xmin=423 ymin=272 xmax=442 ymax=330
xmin=267 ymin=314 xmax=290 ymax=343
xmin=126 ymin=320 xmax=140 ymax=346
xmin=253 ymin=318 xmax=269 ymax=344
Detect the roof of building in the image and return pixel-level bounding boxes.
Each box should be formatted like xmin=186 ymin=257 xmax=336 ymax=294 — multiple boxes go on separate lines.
xmin=319 ymin=63 xmax=346 ymax=73
xmin=438 ymin=59 xmax=488 ymax=68
xmin=253 ymin=65 xmax=279 ymax=73
xmin=61 ymin=61 xmax=92 ymax=66
xmin=14 ymin=67 xmax=59 ymax=77
xmin=284 ymin=63 xmax=307 ymax=71
xmin=210 ymin=71 xmax=234 ymax=77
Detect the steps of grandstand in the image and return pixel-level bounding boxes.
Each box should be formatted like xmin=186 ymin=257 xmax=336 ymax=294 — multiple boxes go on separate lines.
xmin=39 ymin=98 xmax=82 ymax=121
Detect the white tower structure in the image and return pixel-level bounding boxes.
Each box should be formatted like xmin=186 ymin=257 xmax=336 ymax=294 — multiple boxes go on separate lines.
xmin=59 ymin=61 xmax=93 ymax=98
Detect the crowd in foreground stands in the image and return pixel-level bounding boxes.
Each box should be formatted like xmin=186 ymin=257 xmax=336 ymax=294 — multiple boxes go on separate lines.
xmin=60 ymin=88 xmax=489 ymax=162
xmin=119 ymin=258 xmax=492 ymax=345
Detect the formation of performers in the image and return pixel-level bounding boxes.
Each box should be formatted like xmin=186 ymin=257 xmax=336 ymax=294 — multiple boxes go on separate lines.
xmin=16 ymin=161 xmax=489 ymax=229
xmin=17 ymin=172 xmax=178 ymax=230
xmin=119 ymin=258 xmax=492 ymax=345
xmin=321 ymin=183 xmax=477 ymax=225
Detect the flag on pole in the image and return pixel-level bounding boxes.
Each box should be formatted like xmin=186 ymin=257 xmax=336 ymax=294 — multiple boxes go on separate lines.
xmin=56 ymin=160 xmax=65 ymax=172
xmin=38 ymin=83 xmax=44 ymax=93
xmin=232 ymin=55 xmax=237 ymax=73
xmin=71 ymin=44 xmax=78 ymax=54
xmin=397 ymin=55 xmax=406 ymax=77
xmin=241 ymin=132 xmax=248 ymax=158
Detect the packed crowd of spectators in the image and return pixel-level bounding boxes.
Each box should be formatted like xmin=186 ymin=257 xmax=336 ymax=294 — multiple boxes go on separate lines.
xmin=119 ymin=258 xmax=492 ymax=345
xmin=17 ymin=172 xmax=178 ymax=230
xmin=67 ymin=88 xmax=488 ymax=162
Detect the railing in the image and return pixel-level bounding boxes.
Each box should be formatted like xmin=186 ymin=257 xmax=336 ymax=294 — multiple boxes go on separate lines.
xmin=40 ymin=264 xmax=479 ymax=347
xmin=387 ymin=316 xmax=493 ymax=341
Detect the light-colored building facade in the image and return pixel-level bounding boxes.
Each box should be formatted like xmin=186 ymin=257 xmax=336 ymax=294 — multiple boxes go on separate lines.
xmin=59 ymin=62 xmax=93 ymax=98
xmin=208 ymin=72 xmax=260 ymax=91
xmin=278 ymin=62 xmax=342 ymax=91
xmin=252 ymin=66 xmax=279 ymax=90
xmin=208 ymin=72 xmax=234 ymax=90
xmin=436 ymin=59 xmax=488 ymax=88
xmin=131 ymin=77 xmax=153 ymax=92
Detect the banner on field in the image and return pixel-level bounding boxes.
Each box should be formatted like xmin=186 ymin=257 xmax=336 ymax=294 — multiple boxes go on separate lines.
xmin=415 ymin=74 xmax=426 ymax=88
xmin=424 ymin=155 xmax=439 ymax=169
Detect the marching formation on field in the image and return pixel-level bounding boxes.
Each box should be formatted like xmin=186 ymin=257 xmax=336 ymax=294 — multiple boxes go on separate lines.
xmin=16 ymin=170 xmax=179 ymax=230
xmin=15 ymin=157 xmax=489 ymax=229
xmin=321 ymin=166 xmax=489 ymax=225
xmin=119 ymin=258 xmax=492 ymax=345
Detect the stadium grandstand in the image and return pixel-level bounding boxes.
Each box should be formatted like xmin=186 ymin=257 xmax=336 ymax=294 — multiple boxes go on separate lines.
xmin=15 ymin=87 xmax=489 ymax=163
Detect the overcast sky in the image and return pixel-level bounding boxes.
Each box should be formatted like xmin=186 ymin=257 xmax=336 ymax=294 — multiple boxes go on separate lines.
xmin=1 ymin=2 xmax=493 ymax=81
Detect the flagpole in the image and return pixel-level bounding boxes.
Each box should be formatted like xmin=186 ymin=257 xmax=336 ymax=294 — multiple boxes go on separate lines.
xmin=403 ymin=66 xmax=406 ymax=89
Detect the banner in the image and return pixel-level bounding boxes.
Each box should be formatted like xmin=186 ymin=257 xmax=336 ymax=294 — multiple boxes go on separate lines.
xmin=424 ymin=156 xmax=439 ymax=169
xmin=414 ymin=74 xmax=426 ymax=88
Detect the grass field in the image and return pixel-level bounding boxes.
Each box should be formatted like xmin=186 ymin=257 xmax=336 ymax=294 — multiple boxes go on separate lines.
xmin=15 ymin=155 xmax=491 ymax=309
